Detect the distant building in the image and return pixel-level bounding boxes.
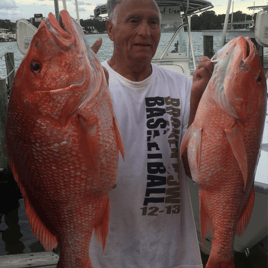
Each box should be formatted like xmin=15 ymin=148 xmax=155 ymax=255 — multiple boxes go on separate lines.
xmin=29 ymin=14 xmax=44 ymax=28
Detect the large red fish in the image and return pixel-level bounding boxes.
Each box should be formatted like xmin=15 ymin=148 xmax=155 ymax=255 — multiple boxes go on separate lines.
xmin=181 ymin=36 xmax=267 ymax=268
xmin=5 ymin=10 xmax=124 ymax=268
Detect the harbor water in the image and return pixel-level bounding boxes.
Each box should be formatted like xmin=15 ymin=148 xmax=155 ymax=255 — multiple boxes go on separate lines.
xmin=0 ymin=32 xmax=267 ymax=261
xmin=0 ymin=32 xmax=225 ymax=79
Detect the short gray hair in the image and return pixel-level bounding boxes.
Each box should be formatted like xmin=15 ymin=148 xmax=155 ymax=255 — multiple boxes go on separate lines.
xmin=107 ymin=0 xmax=161 ymax=23
xmin=107 ymin=0 xmax=121 ymax=21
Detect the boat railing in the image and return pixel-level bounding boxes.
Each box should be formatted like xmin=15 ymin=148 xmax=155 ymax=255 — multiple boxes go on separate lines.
xmin=159 ymin=23 xmax=188 ymax=60
xmin=0 ymin=53 xmax=15 ymax=82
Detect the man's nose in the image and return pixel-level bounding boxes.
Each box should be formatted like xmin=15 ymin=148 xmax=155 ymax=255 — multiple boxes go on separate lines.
xmin=138 ymin=21 xmax=150 ymax=37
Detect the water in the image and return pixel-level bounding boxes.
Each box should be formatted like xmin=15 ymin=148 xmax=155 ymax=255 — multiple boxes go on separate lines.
xmin=0 ymin=32 xmax=266 ymax=257
xmin=0 ymin=32 xmax=224 ymax=79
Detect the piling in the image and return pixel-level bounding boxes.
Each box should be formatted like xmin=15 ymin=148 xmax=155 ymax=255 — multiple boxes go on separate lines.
xmin=5 ymin=52 xmax=15 ymax=88
xmin=203 ymin=36 xmax=214 ymax=59
xmin=0 ymin=78 xmax=9 ymax=170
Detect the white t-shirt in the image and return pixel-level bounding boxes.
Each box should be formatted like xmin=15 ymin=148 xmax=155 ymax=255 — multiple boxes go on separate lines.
xmin=89 ymin=62 xmax=202 ymax=268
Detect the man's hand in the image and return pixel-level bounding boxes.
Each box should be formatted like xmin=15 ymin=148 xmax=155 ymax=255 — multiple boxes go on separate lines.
xmin=91 ymin=37 xmax=109 ymax=84
xmin=191 ymin=56 xmax=214 ymax=104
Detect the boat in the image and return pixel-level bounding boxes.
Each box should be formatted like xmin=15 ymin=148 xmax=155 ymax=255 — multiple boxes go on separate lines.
xmin=94 ymin=0 xmax=268 ymax=264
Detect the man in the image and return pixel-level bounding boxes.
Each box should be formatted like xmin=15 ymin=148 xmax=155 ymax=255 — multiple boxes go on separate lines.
xmin=90 ymin=0 xmax=214 ymax=267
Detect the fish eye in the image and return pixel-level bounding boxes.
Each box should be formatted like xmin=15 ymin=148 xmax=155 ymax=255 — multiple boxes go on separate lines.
xmin=257 ymin=76 xmax=262 ymax=83
xmin=30 ymin=61 xmax=42 ymax=73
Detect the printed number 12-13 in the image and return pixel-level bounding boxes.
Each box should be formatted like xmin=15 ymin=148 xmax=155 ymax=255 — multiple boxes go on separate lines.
xmin=140 ymin=205 xmax=180 ymax=216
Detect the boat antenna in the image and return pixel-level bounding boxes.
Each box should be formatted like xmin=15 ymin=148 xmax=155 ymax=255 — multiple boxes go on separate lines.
xmin=221 ymin=0 xmax=232 ymax=47
xmin=62 ymin=0 xmax=67 ymax=10
xmin=74 ymin=0 xmax=80 ymax=25
xmin=183 ymin=0 xmax=197 ymax=70
xmin=54 ymin=0 xmax=60 ymax=21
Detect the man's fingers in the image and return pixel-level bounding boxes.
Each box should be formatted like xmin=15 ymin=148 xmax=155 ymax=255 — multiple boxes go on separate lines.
xmin=91 ymin=37 xmax=102 ymax=54
xmin=193 ymin=66 xmax=212 ymax=83
xmin=196 ymin=56 xmax=214 ymax=75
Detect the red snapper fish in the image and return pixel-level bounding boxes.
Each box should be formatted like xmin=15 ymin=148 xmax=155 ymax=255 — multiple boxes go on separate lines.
xmin=180 ymin=36 xmax=267 ymax=268
xmin=6 ymin=10 xmax=124 ymax=268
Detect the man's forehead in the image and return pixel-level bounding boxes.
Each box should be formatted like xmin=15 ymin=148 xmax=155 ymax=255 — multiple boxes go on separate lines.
xmin=118 ymin=0 xmax=159 ymax=11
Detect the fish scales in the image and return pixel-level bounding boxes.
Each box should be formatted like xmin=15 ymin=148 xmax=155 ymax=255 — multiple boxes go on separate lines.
xmin=6 ymin=10 xmax=124 ymax=268
xmin=181 ymin=36 xmax=266 ymax=268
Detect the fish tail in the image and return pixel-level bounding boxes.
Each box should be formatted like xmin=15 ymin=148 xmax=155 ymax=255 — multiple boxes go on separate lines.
xmin=206 ymin=254 xmax=234 ymax=268
xmin=56 ymin=252 xmax=93 ymax=268
xmin=94 ymin=195 xmax=110 ymax=252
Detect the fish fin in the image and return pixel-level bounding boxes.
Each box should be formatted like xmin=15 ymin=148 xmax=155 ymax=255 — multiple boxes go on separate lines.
xmin=236 ymin=187 xmax=255 ymax=236
xmin=9 ymin=158 xmax=58 ymax=251
xmin=199 ymin=193 xmax=212 ymax=244
xmin=225 ymin=124 xmax=247 ymax=190
xmin=78 ymin=114 xmax=101 ymax=188
xmin=180 ymin=125 xmax=202 ymax=170
xmin=94 ymin=196 xmax=110 ymax=252
xmin=180 ymin=125 xmax=193 ymax=157
xmin=113 ymin=115 xmax=125 ymax=160
xmin=194 ymin=128 xmax=202 ymax=170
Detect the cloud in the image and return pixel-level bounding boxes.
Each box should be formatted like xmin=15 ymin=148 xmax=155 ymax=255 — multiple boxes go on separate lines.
xmin=78 ymin=1 xmax=92 ymax=5
xmin=78 ymin=7 xmax=87 ymax=11
xmin=0 ymin=0 xmax=18 ymax=9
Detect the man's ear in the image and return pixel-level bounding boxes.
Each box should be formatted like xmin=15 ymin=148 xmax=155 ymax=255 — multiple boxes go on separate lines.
xmin=106 ymin=20 xmax=114 ymax=41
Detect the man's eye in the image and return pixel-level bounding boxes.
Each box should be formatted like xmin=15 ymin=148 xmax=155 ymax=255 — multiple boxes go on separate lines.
xmin=149 ymin=19 xmax=159 ymax=25
xmin=130 ymin=19 xmax=138 ymax=23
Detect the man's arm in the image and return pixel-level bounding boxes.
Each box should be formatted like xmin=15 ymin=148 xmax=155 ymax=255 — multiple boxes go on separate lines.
xmin=182 ymin=56 xmax=214 ymax=178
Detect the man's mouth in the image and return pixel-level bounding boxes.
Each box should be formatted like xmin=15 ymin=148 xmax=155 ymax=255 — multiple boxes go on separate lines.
xmin=135 ymin=43 xmax=150 ymax=46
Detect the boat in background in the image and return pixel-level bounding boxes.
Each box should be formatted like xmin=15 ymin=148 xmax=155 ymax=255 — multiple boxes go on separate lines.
xmin=0 ymin=28 xmax=16 ymax=42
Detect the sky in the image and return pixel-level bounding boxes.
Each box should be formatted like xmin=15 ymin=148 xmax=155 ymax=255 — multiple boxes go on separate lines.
xmin=0 ymin=0 xmax=267 ymax=22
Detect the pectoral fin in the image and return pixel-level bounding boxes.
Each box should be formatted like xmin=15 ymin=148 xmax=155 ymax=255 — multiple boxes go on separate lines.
xmin=180 ymin=125 xmax=203 ymax=171
xmin=225 ymin=124 xmax=247 ymax=190
xmin=78 ymin=115 xmax=101 ymax=188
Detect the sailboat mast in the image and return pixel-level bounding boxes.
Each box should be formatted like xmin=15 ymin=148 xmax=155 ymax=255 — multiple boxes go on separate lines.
xmin=54 ymin=0 xmax=60 ymax=20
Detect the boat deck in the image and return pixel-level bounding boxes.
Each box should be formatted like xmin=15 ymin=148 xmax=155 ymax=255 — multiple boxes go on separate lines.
xmin=0 ymin=252 xmax=58 ymax=268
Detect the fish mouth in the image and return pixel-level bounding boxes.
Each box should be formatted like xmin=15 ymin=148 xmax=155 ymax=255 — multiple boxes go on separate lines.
xmin=45 ymin=11 xmax=75 ymax=48
xmin=242 ymin=37 xmax=251 ymax=61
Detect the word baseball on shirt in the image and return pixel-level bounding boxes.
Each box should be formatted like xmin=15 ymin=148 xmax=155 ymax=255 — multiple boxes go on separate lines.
xmin=141 ymin=96 xmax=182 ymax=216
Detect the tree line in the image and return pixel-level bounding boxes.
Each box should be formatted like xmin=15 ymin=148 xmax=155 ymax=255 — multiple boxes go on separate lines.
xmin=80 ymin=10 xmax=253 ymax=33
xmin=80 ymin=19 xmax=107 ymax=33
xmin=191 ymin=11 xmax=253 ymax=30
xmin=1 ymin=10 xmax=253 ymax=33
xmin=0 ymin=20 xmax=16 ymax=32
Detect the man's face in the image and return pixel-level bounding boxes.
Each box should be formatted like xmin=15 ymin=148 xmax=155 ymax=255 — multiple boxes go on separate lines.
xmin=107 ymin=0 xmax=161 ymax=65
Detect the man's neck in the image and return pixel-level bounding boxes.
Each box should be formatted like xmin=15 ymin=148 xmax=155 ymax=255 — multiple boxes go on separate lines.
xmin=107 ymin=57 xmax=152 ymax=82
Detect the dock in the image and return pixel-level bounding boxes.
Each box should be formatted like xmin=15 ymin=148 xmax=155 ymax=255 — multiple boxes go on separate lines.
xmin=0 ymin=252 xmax=59 ymax=268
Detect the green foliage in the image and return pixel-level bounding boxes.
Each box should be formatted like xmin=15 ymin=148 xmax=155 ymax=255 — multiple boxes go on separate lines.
xmin=0 ymin=20 xmax=16 ymax=33
xmin=191 ymin=11 xmax=253 ymax=30
xmin=80 ymin=19 xmax=107 ymax=33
